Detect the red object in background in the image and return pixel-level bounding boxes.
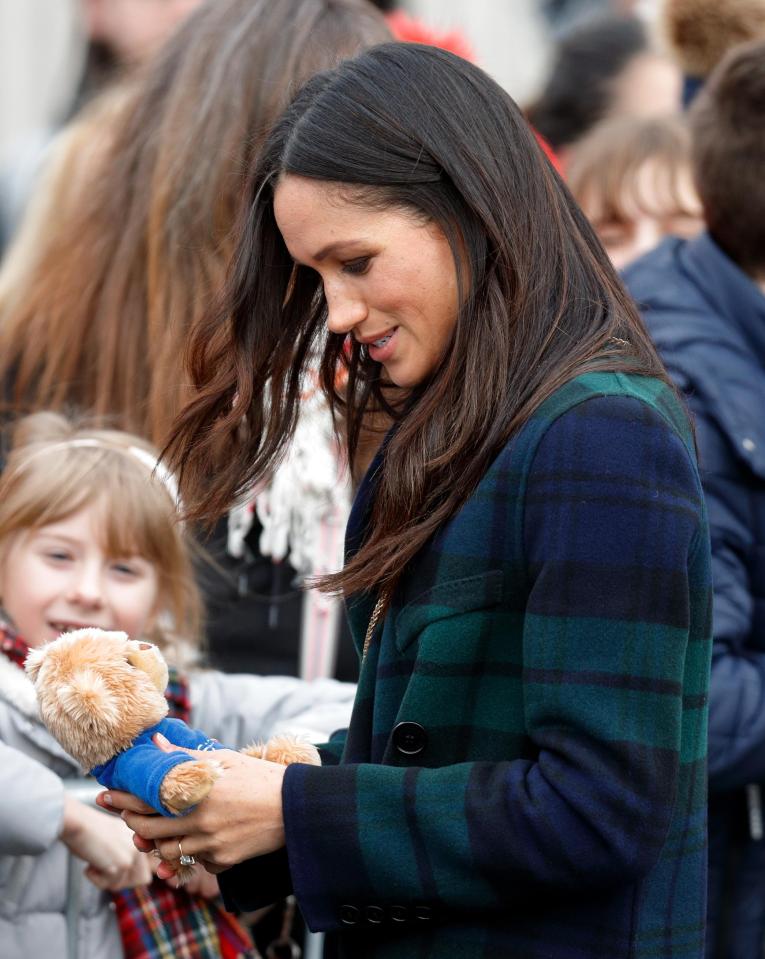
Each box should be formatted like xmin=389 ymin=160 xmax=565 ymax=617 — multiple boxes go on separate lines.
xmin=386 ymin=10 xmax=476 ymax=62
xmin=534 ymin=130 xmax=563 ymax=175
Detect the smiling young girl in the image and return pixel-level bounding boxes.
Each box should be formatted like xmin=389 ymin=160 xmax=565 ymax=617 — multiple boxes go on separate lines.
xmin=0 ymin=412 xmax=355 ymax=959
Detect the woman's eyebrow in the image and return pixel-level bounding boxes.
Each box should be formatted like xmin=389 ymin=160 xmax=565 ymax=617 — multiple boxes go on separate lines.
xmin=312 ymin=239 xmax=366 ymax=261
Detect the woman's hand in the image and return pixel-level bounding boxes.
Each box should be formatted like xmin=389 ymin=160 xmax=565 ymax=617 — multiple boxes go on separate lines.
xmin=97 ymin=735 xmax=286 ymax=877
xmin=60 ymin=795 xmax=154 ymax=890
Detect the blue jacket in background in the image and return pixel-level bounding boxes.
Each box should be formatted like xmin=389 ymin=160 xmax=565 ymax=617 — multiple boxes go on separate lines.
xmin=624 ymin=232 xmax=765 ymax=959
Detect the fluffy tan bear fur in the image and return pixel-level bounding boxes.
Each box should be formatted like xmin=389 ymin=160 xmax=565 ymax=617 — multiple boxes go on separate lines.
xmin=26 ymin=628 xmax=320 ymax=881
xmin=26 ymin=630 xmax=170 ymax=770
xmin=661 ymin=0 xmax=765 ymax=77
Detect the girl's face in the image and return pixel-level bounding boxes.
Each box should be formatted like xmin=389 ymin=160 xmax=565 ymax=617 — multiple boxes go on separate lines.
xmin=273 ymin=175 xmax=459 ymax=388
xmin=583 ymin=159 xmax=703 ymax=270
xmin=0 ymin=501 xmax=160 ymax=648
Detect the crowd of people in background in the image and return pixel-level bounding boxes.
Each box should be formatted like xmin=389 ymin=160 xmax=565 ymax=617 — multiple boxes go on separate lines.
xmin=0 ymin=0 xmax=764 ymax=957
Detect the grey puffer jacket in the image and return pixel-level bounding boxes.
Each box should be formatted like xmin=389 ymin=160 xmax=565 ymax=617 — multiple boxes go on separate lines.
xmin=0 ymin=652 xmax=355 ymax=959
xmin=0 ymin=653 xmax=122 ymax=959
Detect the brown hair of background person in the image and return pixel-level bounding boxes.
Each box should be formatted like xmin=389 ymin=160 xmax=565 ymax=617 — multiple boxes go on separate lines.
xmin=661 ymin=0 xmax=765 ymax=80
xmin=567 ymin=115 xmax=703 ymax=269
xmin=165 ymin=43 xmax=672 ymax=600
xmin=689 ymin=38 xmax=765 ymax=279
xmin=0 ymin=0 xmax=391 ymax=447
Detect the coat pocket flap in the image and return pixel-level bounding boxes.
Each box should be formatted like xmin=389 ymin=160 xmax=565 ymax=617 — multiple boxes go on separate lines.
xmin=394 ymin=569 xmax=504 ymax=654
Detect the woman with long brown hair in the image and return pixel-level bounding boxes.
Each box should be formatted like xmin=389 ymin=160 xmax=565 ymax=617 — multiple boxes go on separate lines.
xmin=107 ymin=42 xmax=712 ymax=959
xmin=0 ymin=0 xmax=389 ymax=445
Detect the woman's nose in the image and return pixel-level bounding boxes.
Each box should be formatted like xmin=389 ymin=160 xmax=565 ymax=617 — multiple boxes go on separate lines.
xmin=325 ymin=282 xmax=367 ymax=335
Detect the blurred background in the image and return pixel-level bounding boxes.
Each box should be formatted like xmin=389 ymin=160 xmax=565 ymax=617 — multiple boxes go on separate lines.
xmin=0 ymin=0 xmax=658 ymax=160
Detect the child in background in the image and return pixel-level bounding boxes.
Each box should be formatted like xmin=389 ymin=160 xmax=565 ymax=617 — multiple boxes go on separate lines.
xmin=567 ymin=114 xmax=704 ymax=270
xmin=0 ymin=412 xmax=355 ymax=959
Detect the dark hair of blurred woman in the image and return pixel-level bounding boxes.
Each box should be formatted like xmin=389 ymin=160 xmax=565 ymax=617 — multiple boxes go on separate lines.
xmin=528 ymin=14 xmax=680 ymax=152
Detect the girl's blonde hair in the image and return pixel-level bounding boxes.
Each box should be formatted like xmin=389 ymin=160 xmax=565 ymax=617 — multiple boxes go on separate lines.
xmin=567 ymin=115 xmax=698 ymax=225
xmin=0 ymin=413 xmax=202 ymax=663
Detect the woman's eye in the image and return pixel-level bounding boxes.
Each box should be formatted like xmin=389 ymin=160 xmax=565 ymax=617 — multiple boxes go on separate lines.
xmin=341 ymin=256 xmax=371 ymax=276
xmin=46 ymin=551 xmax=72 ymax=562
xmin=111 ymin=562 xmax=139 ymax=577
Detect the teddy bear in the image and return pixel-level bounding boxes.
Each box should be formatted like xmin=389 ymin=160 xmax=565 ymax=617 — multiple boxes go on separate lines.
xmin=25 ymin=628 xmax=320 ymax=880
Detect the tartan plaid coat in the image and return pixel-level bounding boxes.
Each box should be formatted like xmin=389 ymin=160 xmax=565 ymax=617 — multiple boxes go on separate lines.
xmin=220 ymin=371 xmax=713 ymax=959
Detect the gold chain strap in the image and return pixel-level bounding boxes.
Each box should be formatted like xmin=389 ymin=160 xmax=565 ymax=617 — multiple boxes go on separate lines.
xmin=362 ymin=593 xmax=387 ymax=662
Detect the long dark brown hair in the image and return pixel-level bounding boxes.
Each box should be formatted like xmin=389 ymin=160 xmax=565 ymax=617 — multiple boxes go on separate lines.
xmin=0 ymin=0 xmax=390 ymax=445
xmin=167 ymin=41 xmax=671 ymax=598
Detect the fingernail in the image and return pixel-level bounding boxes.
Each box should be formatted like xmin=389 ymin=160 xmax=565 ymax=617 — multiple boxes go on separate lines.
xmin=101 ymin=793 xmax=112 ymax=806
xmin=121 ymin=811 xmax=129 ymax=821
xmin=154 ymin=733 xmax=171 ymax=748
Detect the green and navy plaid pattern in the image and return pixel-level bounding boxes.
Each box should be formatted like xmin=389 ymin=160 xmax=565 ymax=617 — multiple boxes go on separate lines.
xmin=225 ymin=373 xmax=713 ymax=959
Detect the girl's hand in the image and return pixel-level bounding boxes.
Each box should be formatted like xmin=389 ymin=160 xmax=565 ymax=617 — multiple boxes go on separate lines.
xmin=166 ymin=863 xmax=221 ymax=898
xmin=97 ymin=735 xmax=286 ymax=876
xmin=60 ymin=795 xmax=154 ymax=891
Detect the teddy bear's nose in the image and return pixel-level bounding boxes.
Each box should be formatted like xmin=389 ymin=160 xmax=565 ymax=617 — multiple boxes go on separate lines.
xmin=139 ymin=643 xmax=152 ymax=650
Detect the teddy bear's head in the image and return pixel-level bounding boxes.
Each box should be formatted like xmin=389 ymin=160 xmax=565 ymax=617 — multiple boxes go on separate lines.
xmin=25 ymin=628 xmax=169 ymax=770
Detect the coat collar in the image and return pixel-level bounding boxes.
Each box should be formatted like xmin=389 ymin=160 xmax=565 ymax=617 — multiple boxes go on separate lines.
xmin=678 ymin=233 xmax=765 ymax=476
xmin=0 ymin=640 xmax=80 ymax=767
xmin=0 ymin=650 xmax=40 ymax=719
xmin=683 ymin=232 xmax=765 ymax=366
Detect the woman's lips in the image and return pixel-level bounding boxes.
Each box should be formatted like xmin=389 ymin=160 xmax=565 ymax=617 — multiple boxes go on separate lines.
xmin=367 ymin=327 xmax=398 ymax=363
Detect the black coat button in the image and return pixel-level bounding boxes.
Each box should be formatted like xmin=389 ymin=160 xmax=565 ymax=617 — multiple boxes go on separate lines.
xmin=415 ymin=905 xmax=432 ymax=920
xmin=390 ymin=905 xmax=409 ymax=923
xmin=392 ymin=721 xmax=427 ymax=756
xmin=340 ymin=905 xmax=361 ymax=925
xmin=366 ymin=905 xmax=385 ymax=924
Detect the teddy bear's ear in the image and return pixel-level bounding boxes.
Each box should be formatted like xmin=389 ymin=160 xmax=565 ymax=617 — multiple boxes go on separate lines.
xmin=24 ymin=647 xmax=46 ymax=684
xmin=126 ymin=642 xmax=168 ymax=694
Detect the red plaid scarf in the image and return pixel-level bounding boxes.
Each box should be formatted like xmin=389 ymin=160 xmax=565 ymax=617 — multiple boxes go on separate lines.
xmin=0 ymin=623 xmax=31 ymax=670
xmin=0 ymin=626 xmax=256 ymax=959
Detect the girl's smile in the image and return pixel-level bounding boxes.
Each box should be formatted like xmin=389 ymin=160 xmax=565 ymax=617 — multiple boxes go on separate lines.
xmin=0 ymin=501 xmax=159 ymax=648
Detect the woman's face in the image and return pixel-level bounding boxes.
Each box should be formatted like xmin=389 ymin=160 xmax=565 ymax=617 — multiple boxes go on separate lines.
xmin=609 ymin=52 xmax=682 ymax=122
xmin=82 ymin=0 xmax=204 ymax=64
xmin=273 ymin=175 xmax=459 ymax=389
